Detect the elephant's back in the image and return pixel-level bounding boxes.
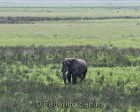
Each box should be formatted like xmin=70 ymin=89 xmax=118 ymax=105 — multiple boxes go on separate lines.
xmin=77 ymin=59 xmax=87 ymax=68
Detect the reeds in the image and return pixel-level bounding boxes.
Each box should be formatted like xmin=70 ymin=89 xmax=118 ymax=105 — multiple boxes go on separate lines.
xmin=0 ymin=45 xmax=139 ymax=67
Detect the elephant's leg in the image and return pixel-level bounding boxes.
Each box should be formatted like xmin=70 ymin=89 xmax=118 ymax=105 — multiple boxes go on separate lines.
xmin=63 ymin=74 xmax=67 ymax=84
xmin=81 ymin=69 xmax=87 ymax=81
xmin=72 ymin=74 xmax=77 ymax=84
xmin=67 ymin=74 xmax=71 ymax=83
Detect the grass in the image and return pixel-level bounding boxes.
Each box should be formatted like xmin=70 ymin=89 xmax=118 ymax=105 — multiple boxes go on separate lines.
xmin=0 ymin=19 xmax=140 ymax=47
xmin=0 ymin=61 xmax=140 ymax=112
xmin=0 ymin=7 xmax=140 ymax=47
xmin=0 ymin=4 xmax=140 ymax=112
xmin=0 ymin=7 xmax=140 ymax=17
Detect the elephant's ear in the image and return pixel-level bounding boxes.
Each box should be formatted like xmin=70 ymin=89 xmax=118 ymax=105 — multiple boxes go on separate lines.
xmin=71 ymin=59 xmax=80 ymax=68
xmin=65 ymin=58 xmax=73 ymax=65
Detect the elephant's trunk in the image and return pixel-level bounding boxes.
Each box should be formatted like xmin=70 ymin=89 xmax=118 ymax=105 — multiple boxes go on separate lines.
xmin=63 ymin=71 xmax=68 ymax=84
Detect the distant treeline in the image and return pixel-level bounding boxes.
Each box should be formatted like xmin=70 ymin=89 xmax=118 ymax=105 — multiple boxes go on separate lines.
xmin=0 ymin=16 xmax=140 ymax=23
xmin=0 ymin=45 xmax=140 ymax=67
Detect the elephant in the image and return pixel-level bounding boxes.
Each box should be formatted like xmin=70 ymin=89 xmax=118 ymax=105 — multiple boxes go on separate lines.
xmin=61 ymin=58 xmax=87 ymax=84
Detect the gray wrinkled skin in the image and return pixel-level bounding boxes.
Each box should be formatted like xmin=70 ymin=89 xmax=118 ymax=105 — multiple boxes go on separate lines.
xmin=62 ymin=58 xmax=87 ymax=84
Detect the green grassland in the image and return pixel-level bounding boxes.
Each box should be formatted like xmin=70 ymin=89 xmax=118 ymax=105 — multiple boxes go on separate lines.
xmin=0 ymin=19 xmax=140 ymax=47
xmin=0 ymin=7 xmax=140 ymax=47
xmin=0 ymin=46 xmax=140 ymax=112
xmin=0 ymin=5 xmax=140 ymax=112
xmin=0 ymin=7 xmax=140 ymax=17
